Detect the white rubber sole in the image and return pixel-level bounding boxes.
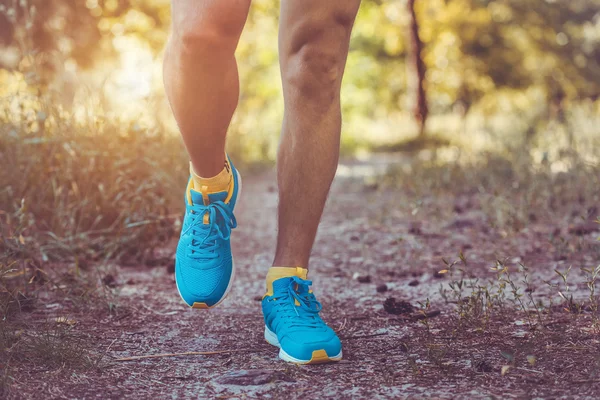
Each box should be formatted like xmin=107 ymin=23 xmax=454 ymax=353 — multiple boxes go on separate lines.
xmin=264 ymin=326 xmax=343 ymax=364
xmin=175 ymin=169 xmax=242 ymax=309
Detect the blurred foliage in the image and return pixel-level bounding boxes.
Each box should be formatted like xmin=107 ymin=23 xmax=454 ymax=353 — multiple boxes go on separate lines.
xmin=0 ymin=0 xmax=599 ymax=157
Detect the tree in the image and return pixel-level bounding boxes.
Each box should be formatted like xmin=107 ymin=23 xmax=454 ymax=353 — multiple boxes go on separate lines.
xmin=406 ymin=0 xmax=428 ymax=137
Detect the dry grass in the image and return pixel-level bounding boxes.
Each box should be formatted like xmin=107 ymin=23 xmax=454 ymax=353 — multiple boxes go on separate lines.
xmin=0 ymin=91 xmax=187 ymax=293
xmin=0 ymin=93 xmax=190 ymax=392
xmin=383 ymin=151 xmax=600 ymax=233
xmin=0 ymin=110 xmax=186 ymax=264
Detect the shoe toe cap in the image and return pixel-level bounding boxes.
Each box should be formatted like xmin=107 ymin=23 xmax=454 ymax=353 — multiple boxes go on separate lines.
xmin=280 ymin=330 xmax=342 ymax=362
xmin=175 ymin=260 xmax=232 ymax=307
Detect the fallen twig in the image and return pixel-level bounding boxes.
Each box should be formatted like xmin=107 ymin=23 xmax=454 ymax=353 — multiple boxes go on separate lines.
xmin=340 ymin=332 xmax=389 ymax=340
xmin=515 ymin=367 xmax=543 ymax=374
xmin=407 ymin=310 xmax=441 ymax=321
xmin=94 ymin=338 xmax=118 ymax=367
xmin=140 ymin=303 xmax=180 ymax=316
xmin=336 ymin=317 xmax=348 ymax=332
xmin=570 ymin=379 xmax=600 ymax=384
xmin=114 ymin=349 xmax=250 ymax=361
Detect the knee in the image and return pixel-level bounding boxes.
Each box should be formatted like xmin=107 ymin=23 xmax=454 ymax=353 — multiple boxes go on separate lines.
xmin=283 ymin=11 xmax=357 ymax=103
xmin=170 ymin=0 xmax=250 ymax=60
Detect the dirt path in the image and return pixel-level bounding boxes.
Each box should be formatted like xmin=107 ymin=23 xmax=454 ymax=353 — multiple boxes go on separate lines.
xmin=10 ymin=157 xmax=600 ymax=399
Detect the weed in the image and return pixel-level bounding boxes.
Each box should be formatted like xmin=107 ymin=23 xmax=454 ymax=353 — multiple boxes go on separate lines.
xmin=550 ymin=266 xmax=584 ymax=313
xmin=0 ymin=90 xmax=186 ymax=349
xmin=385 ymin=151 xmax=600 ymax=234
xmin=417 ymin=297 xmax=432 ymax=334
xmin=425 ymin=343 xmax=451 ymax=371
xmin=0 ymin=363 xmax=12 ymax=399
xmin=441 ymin=256 xmax=549 ymax=331
xmin=7 ymin=320 xmax=91 ymax=370
xmin=581 ymin=264 xmax=600 ymax=329
xmin=1 ymin=96 xmax=185 ymax=266
xmin=439 ymin=255 xmax=504 ymax=331
xmin=494 ymin=261 xmax=540 ymax=328
xmin=520 ymin=264 xmax=544 ymax=326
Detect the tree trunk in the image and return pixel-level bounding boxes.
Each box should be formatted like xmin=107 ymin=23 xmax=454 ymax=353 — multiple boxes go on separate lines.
xmin=407 ymin=0 xmax=428 ymax=137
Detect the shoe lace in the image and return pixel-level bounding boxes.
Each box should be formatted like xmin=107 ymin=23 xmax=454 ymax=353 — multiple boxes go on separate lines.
xmin=272 ymin=276 xmax=324 ymax=330
xmin=183 ymin=201 xmax=237 ymax=260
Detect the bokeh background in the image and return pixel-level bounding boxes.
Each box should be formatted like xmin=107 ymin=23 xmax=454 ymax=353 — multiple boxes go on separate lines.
xmin=1 ymin=0 xmax=599 ymax=292
xmin=2 ymin=0 xmax=600 ymax=158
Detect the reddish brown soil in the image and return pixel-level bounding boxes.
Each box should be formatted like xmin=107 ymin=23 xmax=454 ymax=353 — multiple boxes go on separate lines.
xmin=4 ymin=159 xmax=600 ymax=399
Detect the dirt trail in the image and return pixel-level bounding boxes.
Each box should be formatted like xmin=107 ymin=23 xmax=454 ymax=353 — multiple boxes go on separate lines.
xmin=12 ymin=157 xmax=600 ymax=399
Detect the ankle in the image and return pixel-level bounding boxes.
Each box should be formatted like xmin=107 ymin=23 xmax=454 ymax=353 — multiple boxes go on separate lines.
xmin=265 ymin=266 xmax=308 ymax=295
xmin=190 ymin=155 xmax=227 ymax=179
xmin=272 ymin=253 xmax=309 ymax=271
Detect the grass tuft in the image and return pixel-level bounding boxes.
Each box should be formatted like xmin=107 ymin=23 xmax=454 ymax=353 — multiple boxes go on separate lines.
xmin=1 ymin=96 xmax=187 ymax=266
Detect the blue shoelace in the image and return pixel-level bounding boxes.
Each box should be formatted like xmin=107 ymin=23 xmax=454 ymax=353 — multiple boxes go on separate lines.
xmin=271 ymin=276 xmax=325 ymax=330
xmin=183 ymin=201 xmax=237 ymax=260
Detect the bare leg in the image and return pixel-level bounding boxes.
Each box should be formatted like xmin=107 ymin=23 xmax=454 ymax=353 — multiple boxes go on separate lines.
xmin=163 ymin=0 xmax=251 ymax=177
xmin=274 ymin=0 xmax=361 ymax=269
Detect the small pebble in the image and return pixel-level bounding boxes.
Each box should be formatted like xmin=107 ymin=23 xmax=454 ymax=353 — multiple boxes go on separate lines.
xmin=383 ymin=297 xmax=414 ymax=315
xmin=166 ymin=260 xmax=175 ymax=274
xmin=102 ymin=274 xmax=117 ymax=288
xmin=353 ymin=272 xmax=371 ymax=283
xmin=376 ymin=283 xmax=388 ymax=293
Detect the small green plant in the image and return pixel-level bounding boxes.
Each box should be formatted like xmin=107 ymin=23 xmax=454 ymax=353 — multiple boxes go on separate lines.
xmin=417 ymin=297 xmax=432 ymax=334
xmin=439 ymin=254 xmax=506 ymax=331
xmin=520 ymin=263 xmax=544 ymax=326
xmin=550 ymin=266 xmax=584 ymax=313
xmin=493 ymin=261 xmax=541 ymax=329
xmin=581 ymin=264 xmax=600 ymax=329
xmin=441 ymin=256 xmax=551 ymax=331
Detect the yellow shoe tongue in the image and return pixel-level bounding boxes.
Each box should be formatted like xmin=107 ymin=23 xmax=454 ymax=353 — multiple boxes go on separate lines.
xmin=265 ymin=267 xmax=308 ymax=296
xmin=188 ymin=186 xmax=229 ymax=224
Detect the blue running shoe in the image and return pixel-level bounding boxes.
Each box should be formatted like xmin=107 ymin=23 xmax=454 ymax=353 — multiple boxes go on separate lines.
xmin=262 ymin=274 xmax=342 ymax=364
xmin=175 ymin=156 xmax=241 ymax=309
